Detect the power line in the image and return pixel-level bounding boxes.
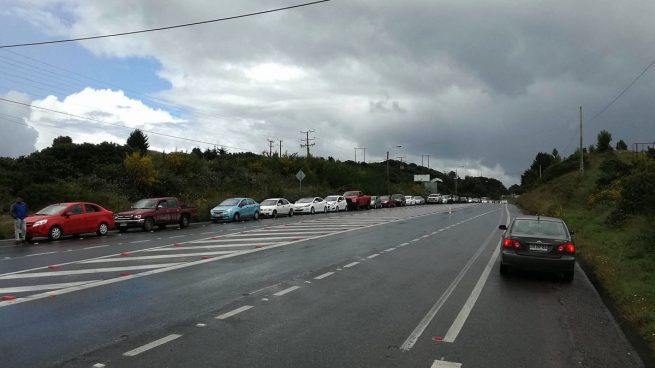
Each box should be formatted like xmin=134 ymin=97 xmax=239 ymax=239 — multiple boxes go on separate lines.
xmin=0 ymin=97 xmax=250 ymax=151
xmin=0 ymin=0 xmax=331 ymax=49
xmin=300 ymin=129 xmax=316 ymax=157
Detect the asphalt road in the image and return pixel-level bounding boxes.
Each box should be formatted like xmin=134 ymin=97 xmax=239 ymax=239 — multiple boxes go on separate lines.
xmin=0 ymin=204 xmax=645 ymax=368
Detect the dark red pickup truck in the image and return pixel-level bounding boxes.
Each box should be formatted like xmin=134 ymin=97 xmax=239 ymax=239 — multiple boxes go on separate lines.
xmin=114 ymin=197 xmax=198 ymax=232
xmin=343 ymin=190 xmax=372 ymax=210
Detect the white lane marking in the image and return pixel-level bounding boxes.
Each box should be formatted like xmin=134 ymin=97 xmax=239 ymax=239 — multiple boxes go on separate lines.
xmin=443 ymin=205 xmax=510 ymax=343
xmin=25 ymin=251 xmax=57 ymax=257
xmin=92 ymin=363 xmax=106 ymax=368
xmin=168 ymin=235 xmax=186 ymax=239
xmin=399 ymin=217 xmax=503 ymax=351
xmin=366 ymin=254 xmax=379 ymax=259
xmin=83 ymin=245 xmax=111 ymax=250
xmin=190 ymin=236 xmax=302 ymax=243
xmin=273 ymin=286 xmax=300 ymax=296
xmin=0 ymin=208 xmax=498 ymax=308
xmin=129 ymin=240 xmax=151 ymax=244
xmin=200 ymin=231 xmax=215 ymax=234
xmin=232 ymin=231 xmax=328 ymax=236
xmin=400 ymin=242 xmax=410 ymax=246
xmin=123 ymin=334 xmax=182 ymax=357
xmin=144 ymin=243 xmax=280 ymax=251
xmin=411 ymin=239 xmax=421 ymax=242
xmin=444 ymin=245 xmax=501 ymax=343
xmin=81 ymin=251 xmax=235 ymax=263
xmin=215 ymin=305 xmax=254 ymax=320
xmin=0 ymin=281 xmax=100 ymax=293
xmin=196 ymin=323 xmax=206 ymax=327
xmin=384 ymin=247 xmax=396 ymax=252
xmin=343 ymin=261 xmax=360 ymax=268
xmin=421 ymin=235 xmax=430 ymax=239
xmin=431 ymin=360 xmax=462 ymax=368
xmin=0 ymin=264 xmax=181 ymax=279
xmin=314 ymin=272 xmax=335 ymax=280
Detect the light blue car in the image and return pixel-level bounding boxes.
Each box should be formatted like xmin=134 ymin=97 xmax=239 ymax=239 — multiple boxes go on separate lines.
xmin=210 ymin=198 xmax=260 ymax=223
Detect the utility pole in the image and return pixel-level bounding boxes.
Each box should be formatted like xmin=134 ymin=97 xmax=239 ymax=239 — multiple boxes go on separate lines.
xmin=279 ymin=139 xmax=283 ymax=157
xmin=386 ymin=151 xmax=390 ymax=194
xmin=300 ymin=129 xmax=316 ymax=157
xmin=421 ymin=154 xmax=431 ymax=168
xmin=579 ymin=106 xmax=584 ymax=174
xmin=267 ymin=139 xmax=275 ymax=157
xmin=354 ymin=147 xmax=367 ymax=163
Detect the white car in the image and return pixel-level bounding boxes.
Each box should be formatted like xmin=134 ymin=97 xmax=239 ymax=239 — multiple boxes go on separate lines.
xmin=426 ymin=194 xmax=441 ymax=204
xmin=413 ymin=196 xmax=425 ymax=205
xmin=293 ymin=197 xmax=327 ymax=214
xmin=260 ymin=198 xmax=293 ymax=218
xmin=405 ymin=195 xmax=415 ymax=205
xmin=324 ymin=195 xmax=347 ymax=212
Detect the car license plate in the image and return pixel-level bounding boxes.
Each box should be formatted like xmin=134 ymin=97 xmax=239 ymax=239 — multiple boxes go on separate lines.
xmin=529 ymin=244 xmax=549 ymax=252
xmin=120 ymin=222 xmax=127 ymax=226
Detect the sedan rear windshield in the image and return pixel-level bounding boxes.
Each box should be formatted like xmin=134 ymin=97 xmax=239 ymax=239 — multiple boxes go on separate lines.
xmin=325 ymin=196 xmax=339 ymax=201
xmin=343 ymin=191 xmax=359 ymax=196
xmin=132 ymin=199 xmax=157 ymax=209
xmin=35 ymin=204 xmax=67 ymax=216
xmin=261 ymin=199 xmax=278 ymax=206
xmin=297 ymin=198 xmax=313 ymax=203
xmin=510 ymin=219 xmax=568 ymax=238
xmin=219 ymin=199 xmax=241 ymax=206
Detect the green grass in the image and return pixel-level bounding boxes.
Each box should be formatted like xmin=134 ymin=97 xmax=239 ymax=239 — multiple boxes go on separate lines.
xmin=517 ymin=152 xmax=655 ymax=354
xmin=0 ymin=215 xmax=15 ymax=240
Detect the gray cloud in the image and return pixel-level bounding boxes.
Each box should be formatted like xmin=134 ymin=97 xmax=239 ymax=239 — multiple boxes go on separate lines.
xmin=0 ymin=91 xmax=38 ymax=157
xmin=5 ymin=0 xmax=655 ymax=184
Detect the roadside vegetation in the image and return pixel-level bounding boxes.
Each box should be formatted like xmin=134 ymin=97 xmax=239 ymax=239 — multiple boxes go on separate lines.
xmin=516 ymin=130 xmax=655 ymax=354
xmin=0 ymin=130 xmax=508 ymax=238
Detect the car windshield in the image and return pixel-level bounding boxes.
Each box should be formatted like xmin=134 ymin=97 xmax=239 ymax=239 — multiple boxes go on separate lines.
xmin=132 ymin=199 xmax=157 ymax=209
xmin=325 ymin=196 xmax=339 ymax=201
xmin=297 ymin=198 xmax=313 ymax=203
xmin=35 ymin=204 xmax=67 ymax=216
xmin=343 ymin=191 xmax=359 ymax=196
xmin=261 ymin=199 xmax=278 ymax=206
xmin=510 ymin=219 xmax=568 ymax=238
xmin=219 ymin=199 xmax=241 ymax=206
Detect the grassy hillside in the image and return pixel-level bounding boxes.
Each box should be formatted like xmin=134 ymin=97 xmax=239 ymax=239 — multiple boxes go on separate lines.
xmin=517 ymin=150 xmax=655 ymax=354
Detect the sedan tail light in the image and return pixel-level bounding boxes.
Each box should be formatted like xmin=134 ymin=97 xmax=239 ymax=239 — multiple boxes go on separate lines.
xmin=502 ymin=239 xmax=522 ymax=250
xmin=556 ymin=243 xmax=575 ymax=254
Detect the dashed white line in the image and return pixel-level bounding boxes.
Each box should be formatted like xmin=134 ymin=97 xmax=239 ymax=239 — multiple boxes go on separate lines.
xmin=411 ymin=239 xmax=421 ymax=243
xmin=129 ymin=240 xmax=151 ymax=244
xmin=400 ymin=242 xmax=410 ymax=246
xmin=92 ymin=363 xmax=106 ymax=368
xmin=0 ymin=263 xmax=181 ymax=279
xmin=168 ymin=235 xmax=186 ymax=239
xmin=430 ymin=360 xmax=462 ymax=368
xmin=0 ymin=280 xmax=99 ymax=293
xmin=314 ymin=272 xmax=335 ymax=280
xmin=81 ymin=250 xmax=234 ymax=263
xmin=366 ymin=254 xmax=380 ymax=259
xmin=384 ymin=248 xmax=396 ymax=252
xmin=273 ymin=286 xmax=300 ymax=296
xmin=123 ymin=334 xmax=182 ymax=357
xmin=215 ymin=305 xmax=254 ymax=320
xmin=421 ymin=235 xmax=430 ymax=239
xmin=25 ymin=251 xmax=56 ymax=257
xmin=343 ymin=261 xmax=360 ymax=268
xmin=83 ymin=245 xmax=110 ymax=250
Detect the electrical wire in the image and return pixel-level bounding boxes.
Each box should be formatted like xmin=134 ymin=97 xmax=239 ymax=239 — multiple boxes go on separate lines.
xmin=0 ymin=0 xmax=331 ymax=49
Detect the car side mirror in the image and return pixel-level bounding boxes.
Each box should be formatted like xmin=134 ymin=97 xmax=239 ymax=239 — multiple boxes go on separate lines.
xmin=498 ymin=225 xmax=507 ymax=230
xmin=64 ymin=211 xmax=73 ymax=218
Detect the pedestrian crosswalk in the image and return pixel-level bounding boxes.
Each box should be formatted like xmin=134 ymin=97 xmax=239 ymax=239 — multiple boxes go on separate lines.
xmin=0 ymin=205 xmax=471 ymax=306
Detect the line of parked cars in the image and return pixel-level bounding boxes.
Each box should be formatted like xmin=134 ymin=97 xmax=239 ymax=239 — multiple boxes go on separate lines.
xmin=426 ymin=194 xmax=485 ymax=204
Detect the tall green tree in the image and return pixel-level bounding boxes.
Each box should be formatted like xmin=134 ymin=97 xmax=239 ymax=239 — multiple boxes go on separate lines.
xmin=52 ymin=136 xmax=73 ymax=146
xmin=127 ymin=129 xmax=150 ymax=154
xmin=596 ymin=130 xmax=613 ymax=153
xmin=615 ymin=139 xmax=628 ymax=150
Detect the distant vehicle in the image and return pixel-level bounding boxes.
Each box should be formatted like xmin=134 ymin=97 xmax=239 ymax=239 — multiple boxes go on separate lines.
xmin=324 ymin=195 xmax=347 ymax=212
xmin=413 ymin=196 xmax=426 ymax=205
xmin=498 ymin=215 xmax=575 ymax=282
xmin=481 ymin=197 xmax=489 ymax=203
xmin=426 ymin=194 xmax=441 ymax=204
xmin=343 ymin=190 xmax=371 ymax=210
xmin=293 ymin=197 xmax=327 ymax=214
xmin=380 ymin=195 xmax=395 ymax=208
xmin=391 ymin=194 xmax=406 ymax=206
xmin=260 ymin=198 xmax=293 ymax=218
xmin=467 ymin=197 xmax=474 ymax=203
xmin=369 ymin=196 xmax=382 ymax=209
xmin=116 ymin=197 xmax=198 ymax=232
xmin=210 ymin=198 xmax=260 ymax=222
xmin=405 ymin=195 xmax=415 ymax=205
xmin=26 ymin=202 xmax=115 ymax=241
xmin=452 ymin=195 xmax=460 ymax=203
xmin=441 ymin=195 xmax=452 ymax=204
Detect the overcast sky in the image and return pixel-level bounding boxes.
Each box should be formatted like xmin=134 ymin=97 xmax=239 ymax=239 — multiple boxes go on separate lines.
xmin=2 ymin=0 xmax=655 ymax=185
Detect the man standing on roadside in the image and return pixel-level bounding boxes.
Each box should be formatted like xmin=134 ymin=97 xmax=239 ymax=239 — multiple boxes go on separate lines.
xmin=10 ymin=196 xmax=28 ymax=244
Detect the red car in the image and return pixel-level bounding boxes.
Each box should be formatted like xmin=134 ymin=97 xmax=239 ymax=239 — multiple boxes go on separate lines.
xmin=26 ymin=202 xmax=115 ymax=241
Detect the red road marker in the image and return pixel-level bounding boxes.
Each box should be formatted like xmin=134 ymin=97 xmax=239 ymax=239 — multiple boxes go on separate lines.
xmin=1 ymin=295 xmax=17 ymax=301
xmin=49 ymin=294 xmax=57 ymax=299
xmin=48 ymin=265 xmax=61 ymax=269
xmin=212 ymin=236 xmax=220 ymax=240
xmin=120 ymin=252 xmax=130 ymax=257
xmin=118 ymin=272 xmax=132 ymax=277
xmin=201 ymin=256 xmax=211 ymax=259
xmin=255 ymin=245 xmax=264 ymax=248
xmin=174 ymin=243 xmax=183 ymax=247
xmin=432 ymin=336 xmax=444 ymax=342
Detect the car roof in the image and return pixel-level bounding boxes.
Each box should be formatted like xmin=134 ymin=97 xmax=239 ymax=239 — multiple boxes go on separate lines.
xmin=513 ymin=215 xmax=563 ymax=223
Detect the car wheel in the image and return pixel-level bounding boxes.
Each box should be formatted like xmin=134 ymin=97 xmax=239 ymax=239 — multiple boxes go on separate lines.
xmin=562 ymin=270 xmax=574 ymax=283
xmin=310 ymin=207 xmax=315 ymax=215
xmin=143 ymin=218 xmax=155 ymax=232
xmin=180 ymin=215 xmax=190 ymax=228
xmin=499 ymin=263 xmax=509 ymax=276
xmin=253 ymin=211 xmax=260 ymax=221
xmin=48 ymin=225 xmax=63 ymax=241
xmin=233 ymin=213 xmax=240 ymax=222
xmin=289 ymin=209 xmax=294 ymax=217
xmin=272 ymin=210 xmax=278 ymax=219
xmin=96 ymin=222 xmax=109 ymax=236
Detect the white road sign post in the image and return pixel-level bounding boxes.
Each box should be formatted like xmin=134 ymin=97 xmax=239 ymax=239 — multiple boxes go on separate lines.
xmin=296 ymin=169 xmax=306 ymax=191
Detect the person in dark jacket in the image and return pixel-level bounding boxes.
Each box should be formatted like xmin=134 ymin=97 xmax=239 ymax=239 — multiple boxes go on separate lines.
xmin=10 ymin=196 xmax=28 ymax=243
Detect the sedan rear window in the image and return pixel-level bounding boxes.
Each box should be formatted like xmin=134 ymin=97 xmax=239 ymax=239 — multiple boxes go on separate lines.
xmin=261 ymin=199 xmax=277 ymax=206
xmin=510 ymin=219 xmax=568 ymax=238
xmin=297 ymin=198 xmax=313 ymax=203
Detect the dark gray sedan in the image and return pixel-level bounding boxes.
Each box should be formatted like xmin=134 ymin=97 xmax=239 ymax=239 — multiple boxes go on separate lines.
xmin=499 ymin=215 xmax=575 ymax=281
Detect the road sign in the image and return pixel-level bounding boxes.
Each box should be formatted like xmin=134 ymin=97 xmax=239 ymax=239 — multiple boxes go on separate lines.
xmin=296 ymin=170 xmax=306 ymax=182
xmin=414 ymin=174 xmax=430 ymax=182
